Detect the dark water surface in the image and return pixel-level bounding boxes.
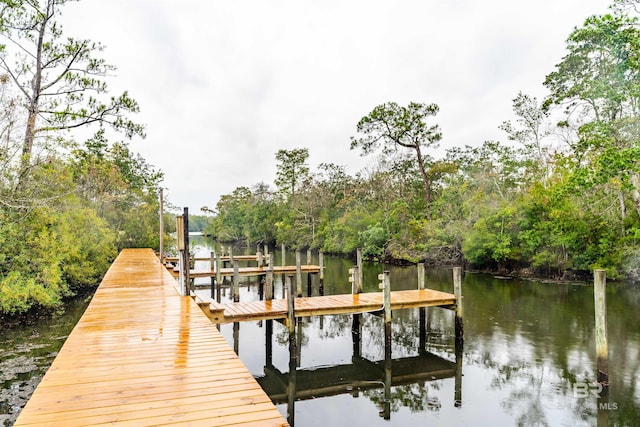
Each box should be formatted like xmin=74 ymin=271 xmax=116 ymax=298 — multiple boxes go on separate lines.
xmin=2 ymin=237 xmax=639 ymax=426
xmin=192 ymin=239 xmax=640 ymax=427
xmin=0 ymin=291 xmax=93 ymax=426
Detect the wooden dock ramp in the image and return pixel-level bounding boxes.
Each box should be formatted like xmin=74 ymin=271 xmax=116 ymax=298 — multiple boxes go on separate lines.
xmin=201 ymin=289 xmax=457 ymax=324
xmin=14 ymin=248 xmax=289 ymax=427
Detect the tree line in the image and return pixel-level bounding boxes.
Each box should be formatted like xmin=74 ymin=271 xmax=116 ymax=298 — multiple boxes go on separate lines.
xmin=204 ymin=1 xmax=640 ymax=282
xmin=0 ymin=0 xmax=161 ymax=317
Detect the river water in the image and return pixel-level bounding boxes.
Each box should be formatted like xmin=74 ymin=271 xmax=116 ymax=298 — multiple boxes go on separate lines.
xmin=1 ymin=237 xmax=639 ymax=426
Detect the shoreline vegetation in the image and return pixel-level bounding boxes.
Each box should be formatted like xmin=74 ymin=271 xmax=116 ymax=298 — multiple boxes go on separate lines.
xmin=2 ymin=0 xmax=640 ymax=321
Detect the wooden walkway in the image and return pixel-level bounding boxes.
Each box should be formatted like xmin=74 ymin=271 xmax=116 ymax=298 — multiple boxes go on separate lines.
xmin=14 ymin=249 xmax=289 ymax=427
xmin=201 ymin=288 xmax=457 ymax=323
xmin=170 ymin=265 xmax=321 ymax=279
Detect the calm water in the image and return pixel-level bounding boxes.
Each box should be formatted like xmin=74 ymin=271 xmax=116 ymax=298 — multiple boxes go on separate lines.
xmin=2 ymin=237 xmax=639 ymax=427
xmin=192 ymin=238 xmax=640 ymax=427
xmin=0 ymin=291 xmax=94 ymax=426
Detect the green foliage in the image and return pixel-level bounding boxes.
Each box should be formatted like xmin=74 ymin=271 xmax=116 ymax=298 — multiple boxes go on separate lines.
xmin=0 ymin=1 xmax=160 ymax=317
xmin=359 ymin=224 xmax=388 ymax=261
xmin=274 ymin=148 xmax=309 ymax=198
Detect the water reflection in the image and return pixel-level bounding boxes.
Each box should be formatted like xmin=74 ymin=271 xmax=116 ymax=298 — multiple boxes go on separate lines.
xmin=189 ymin=238 xmax=640 ymax=426
xmin=256 ymin=315 xmax=461 ymax=426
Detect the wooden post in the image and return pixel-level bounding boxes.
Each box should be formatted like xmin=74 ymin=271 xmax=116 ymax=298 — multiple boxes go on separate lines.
xmin=281 ymin=243 xmax=286 ymax=267
xmin=159 ymin=188 xmax=164 ymax=264
xmin=215 ymin=252 xmax=222 ymax=293
xmin=177 ymin=208 xmax=190 ymax=296
xmin=349 ymin=266 xmax=356 ymax=294
xmin=214 ymin=251 xmax=216 ymax=300
xmin=594 ymin=269 xmax=608 ymax=385
xmin=233 ymin=322 xmax=239 ymax=355
xmin=176 ymin=214 xmax=185 ymax=296
xmin=378 ymin=271 xmax=391 ymax=324
xmin=349 ymin=266 xmax=362 ymax=294
xmin=287 ymin=275 xmax=296 ymax=334
xmin=418 ymin=262 xmax=426 ymax=352
xmin=232 ymin=260 xmax=240 ymax=302
xmin=184 ymin=208 xmax=191 ymax=295
xmin=453 ymin=266 xmax=463 ymax=342
xmin=319 ymin=251 xmax=325 ymax=293
xmin=295 ymin=250 xmax=302 ymax=297
xmin=306 ymin=249 xmax=311 ymax=265
xmin=417 ymin=262 xmax=425 ymax=290
xmin=356 ymin=248 xmax=364 ymax=292
xmin=257 ymin=250 xmax=263 ymax=267
xmin=266 ymin=253 xmax=274 ymax=300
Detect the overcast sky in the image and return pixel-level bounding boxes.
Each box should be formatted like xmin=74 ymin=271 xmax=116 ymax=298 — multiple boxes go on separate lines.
xmin=60 ymin=1 xmax=609 ymax=213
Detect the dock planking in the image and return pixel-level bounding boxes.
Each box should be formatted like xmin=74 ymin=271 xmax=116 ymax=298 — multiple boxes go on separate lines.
xmin=14 ymin=248 xmax=289 ymax=427
xmin=200 ymin=288 xmax=457 ymax=324
xmin=170 ymin=265 xmax=321 ymax=279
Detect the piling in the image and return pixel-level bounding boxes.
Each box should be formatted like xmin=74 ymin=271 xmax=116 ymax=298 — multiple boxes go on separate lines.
xmin=232 ymin=260 xmax=240 ymax=302
xmin=287 ymin=276 xmax=296 ymax=336
xmin=265 ymin=253 xmax=274 ymax=300
xmin=594 ymin=269 xmax=608 ymax=385
xmin=378 ymin=271 xmax=391 ymax=325
xmin=281 ymin=243 xmax=286 ymax=267
xmin=351 ymin=264 xmax=363 ymax=359
xmin=418 ymin=263 xmax=426 ymax=353
xmin=159 ymin=188 xmax=164 ymax=264
xmin=184 ymin=208 xmax=190 ymax=295
xmin=453 ymin=266 xmax=463 ymax=343
xmin=215 ymin=252 xmax=222 ymax=295
xmin=356 ymin=248 xmax=364 ymax=293
xmin=349 ymin=266 xmax=362 ymax=294
xmin=418 ymin=262 xmax=425 ymax=289
xmin=214 ymin=251 xmax=220 ymax=300
xmin=295 ymin=250 xmax=302 ymax=297
xmin=319 ymin=251 xmax=325 ymax=293
xmin=306 ymin=249 xmax=311 ymax=265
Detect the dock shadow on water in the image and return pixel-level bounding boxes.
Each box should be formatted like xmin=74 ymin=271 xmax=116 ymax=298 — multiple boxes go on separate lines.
xmin=191 ymin=240 xmax=640 ymax=427
xmin=0 ymin=292 xmax=93 ymax=427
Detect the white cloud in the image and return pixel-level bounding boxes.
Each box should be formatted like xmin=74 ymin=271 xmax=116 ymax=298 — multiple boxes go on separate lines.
xmin=60 ymin=0 xmax=609 ymax=211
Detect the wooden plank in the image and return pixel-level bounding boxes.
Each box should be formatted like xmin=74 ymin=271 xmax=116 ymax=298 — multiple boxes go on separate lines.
xmin=172 ymin=265 xmax=321 ymax=278
xmin=14 ymin=248 xmax=289 ymax=427
xmin=206 ymin=287 xmax=457 ymax=324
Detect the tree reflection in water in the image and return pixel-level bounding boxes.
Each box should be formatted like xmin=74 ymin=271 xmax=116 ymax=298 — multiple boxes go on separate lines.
xmin=189 ymin=243 xmax=640 ymax=426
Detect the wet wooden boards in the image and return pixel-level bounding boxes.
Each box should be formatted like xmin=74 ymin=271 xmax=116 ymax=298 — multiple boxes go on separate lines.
xmin=14 ymin=248 xmax=289 ymax=427
xmin=202 ymin=288 xmax=457 ymax=323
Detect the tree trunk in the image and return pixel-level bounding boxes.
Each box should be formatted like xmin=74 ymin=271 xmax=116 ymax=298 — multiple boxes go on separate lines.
xmin=20 ymin=4 xmax=49 ymax=171
xmin=630 ymin=173 xmax=640 ymax=219
xmin=414 ymin=144 xmax=432 ymax=219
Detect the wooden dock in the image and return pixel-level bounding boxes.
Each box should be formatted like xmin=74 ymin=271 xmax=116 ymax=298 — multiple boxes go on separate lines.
xmin=170 ymin=265 xmax=321 ymax=279
xmin=14 ymin=249 xmax=289 ymax=427
xmin=200 ymin=288 xmax=457 ymax=323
